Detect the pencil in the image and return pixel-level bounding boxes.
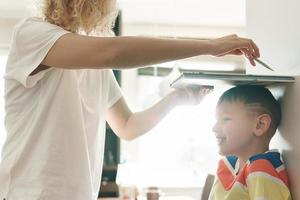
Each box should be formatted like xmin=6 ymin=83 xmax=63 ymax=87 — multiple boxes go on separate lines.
xmin=254 ymin=58 xmax=275 ymax=71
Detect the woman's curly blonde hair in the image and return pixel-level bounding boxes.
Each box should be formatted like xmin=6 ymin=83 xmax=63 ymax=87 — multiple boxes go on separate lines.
xmin=42 ymin=0 xmax=117 ymax=34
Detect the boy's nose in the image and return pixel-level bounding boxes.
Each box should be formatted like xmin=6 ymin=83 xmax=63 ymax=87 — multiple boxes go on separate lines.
xmin=212 ymin=122 xmax=219 ymax=133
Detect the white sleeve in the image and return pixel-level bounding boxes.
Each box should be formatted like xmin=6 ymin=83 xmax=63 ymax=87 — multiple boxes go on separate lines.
xmin=5 ymin=18 xmax=69 ymax=88
xmin=106 ymin=70 xmax=123 ymax=108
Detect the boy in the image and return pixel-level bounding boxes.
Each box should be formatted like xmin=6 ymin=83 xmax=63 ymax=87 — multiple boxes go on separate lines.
xmin=209 ymin=85 xmax=292 ymax=200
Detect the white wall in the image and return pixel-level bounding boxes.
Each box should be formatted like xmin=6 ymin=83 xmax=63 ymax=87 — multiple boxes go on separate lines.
xmin=280 ymin=77 xmax=300 ymax=199
xmin=0 ymin=0 xmax=33 ymax=18
xmin=0 ymin=0 xmax=35 ymax=47
xmin=246 ymin=0 xmax=300 ymax=75
xmin=118 ymin=0 xmax=245 ymax=27
xmin=247 ymin=0 xmax=300 ymax=199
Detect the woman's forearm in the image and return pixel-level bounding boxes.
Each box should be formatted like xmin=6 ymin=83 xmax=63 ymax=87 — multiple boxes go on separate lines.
xmin=104 ymin=36 xmax=212 ymax=69
xmin=43 ymin=34 xmax=258 ymax=70
xmin=123 ymin=92 xmax=180 ymax=140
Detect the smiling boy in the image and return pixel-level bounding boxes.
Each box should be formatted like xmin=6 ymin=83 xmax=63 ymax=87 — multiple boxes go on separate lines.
xmin=209 ymin=85 xmax=292 ymax=200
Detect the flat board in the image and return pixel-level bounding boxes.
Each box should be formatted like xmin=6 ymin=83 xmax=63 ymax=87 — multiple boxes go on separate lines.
xmin=170 ymin=71 xmax=295 ymax=88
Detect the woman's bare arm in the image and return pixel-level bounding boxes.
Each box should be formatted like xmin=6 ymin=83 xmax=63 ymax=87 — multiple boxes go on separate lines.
xmin=41 ymin=33 xmax=259 ymax=70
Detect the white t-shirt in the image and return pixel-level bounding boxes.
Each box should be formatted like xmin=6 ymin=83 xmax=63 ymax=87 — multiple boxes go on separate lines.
xmin=0 ymin=18 xmax=123 ymax=200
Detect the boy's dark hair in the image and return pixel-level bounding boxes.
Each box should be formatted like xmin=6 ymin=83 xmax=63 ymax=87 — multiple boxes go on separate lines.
xmin=218 ymin=85 xmax=281 ymax=136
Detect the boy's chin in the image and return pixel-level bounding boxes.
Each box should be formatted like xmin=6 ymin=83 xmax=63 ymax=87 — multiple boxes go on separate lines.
xmin=218 ymin=149 xmax=225 ymax=156
xmin=218 ymin=148 xmax=232 ymax=157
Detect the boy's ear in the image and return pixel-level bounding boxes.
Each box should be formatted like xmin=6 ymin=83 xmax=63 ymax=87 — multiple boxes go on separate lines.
xmin=253 ymin=114 xmax=272 ymax=137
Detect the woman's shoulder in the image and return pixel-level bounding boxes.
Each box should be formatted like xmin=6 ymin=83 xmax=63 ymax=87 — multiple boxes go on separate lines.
xmin=10 ymin=17 xmax=69 ymax=50
xmin=14 ymin=17 xmax=45 ymax=30
xmin=14 ymin=17 xmax=64 ymax=33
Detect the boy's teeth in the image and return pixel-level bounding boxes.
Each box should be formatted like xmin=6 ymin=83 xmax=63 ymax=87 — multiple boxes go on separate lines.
xmin=217 ymin=138 xmax=225 ymax=145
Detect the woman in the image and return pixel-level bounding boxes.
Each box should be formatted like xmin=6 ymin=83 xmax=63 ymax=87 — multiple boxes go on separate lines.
xmin=0 ymin=0 xmax=260 ymax=200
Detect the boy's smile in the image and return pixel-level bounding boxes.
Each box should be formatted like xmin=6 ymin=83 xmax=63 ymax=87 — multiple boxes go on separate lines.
xmin=216 ymin=136 xmax=226 ymax=146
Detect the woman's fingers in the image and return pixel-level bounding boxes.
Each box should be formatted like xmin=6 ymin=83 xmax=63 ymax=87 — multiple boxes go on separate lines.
xmin=211 ymin=35 xmax=260 ymax=66
xmin=250 ymin=40 xmax=260 ymax=58
xmin=175 ymin=86 xmax=213 ymax=106
xmin=240 ymin=48 xmax=256 ymax=66
xmin=217 ymin=49 xmax=243 ymax=57
xmin=240 ymin=37 xmax=260 ymax=58
xmin=188 ymin=86 xmax=213 ymax=104
xmin=198 ymin=87 xmax=213 ymax=102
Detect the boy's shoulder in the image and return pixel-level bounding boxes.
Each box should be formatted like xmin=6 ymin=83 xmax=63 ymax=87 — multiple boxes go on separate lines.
xmin=245 ymin=150 xmax=286 ymax=176
xmin=218 ymin=150 xmax=285 ymax=173
xmin=244 ymin=150 xmax=290 ymax=188
xmin=247 ymin=150 xmax=284 ymax=169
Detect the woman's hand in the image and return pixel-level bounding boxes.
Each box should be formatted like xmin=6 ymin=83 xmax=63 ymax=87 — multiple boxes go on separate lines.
xmin=209 ymin=34 xmax=260 ymax=66
xmin=170 ymin=85 xmax=213 ymax=106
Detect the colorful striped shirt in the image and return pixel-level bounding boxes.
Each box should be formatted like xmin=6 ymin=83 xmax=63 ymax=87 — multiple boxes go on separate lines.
xmin=209 ymin=150 xmax=292 ymax=200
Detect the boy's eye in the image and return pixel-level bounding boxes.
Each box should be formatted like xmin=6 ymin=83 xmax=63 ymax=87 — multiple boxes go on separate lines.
xmin=222 ymin=118 xmax=231 ymax=122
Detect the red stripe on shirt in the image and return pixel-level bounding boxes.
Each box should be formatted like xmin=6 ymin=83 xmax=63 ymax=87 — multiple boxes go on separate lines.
xmin=217 ymin=159 xmax=236 ymax=190
xmin=245 ymin=159 xmax=289 ymax=187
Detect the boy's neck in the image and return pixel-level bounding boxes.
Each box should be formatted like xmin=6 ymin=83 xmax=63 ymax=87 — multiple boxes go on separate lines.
xmin=237 ymin=143 xmax=269 ymax=169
